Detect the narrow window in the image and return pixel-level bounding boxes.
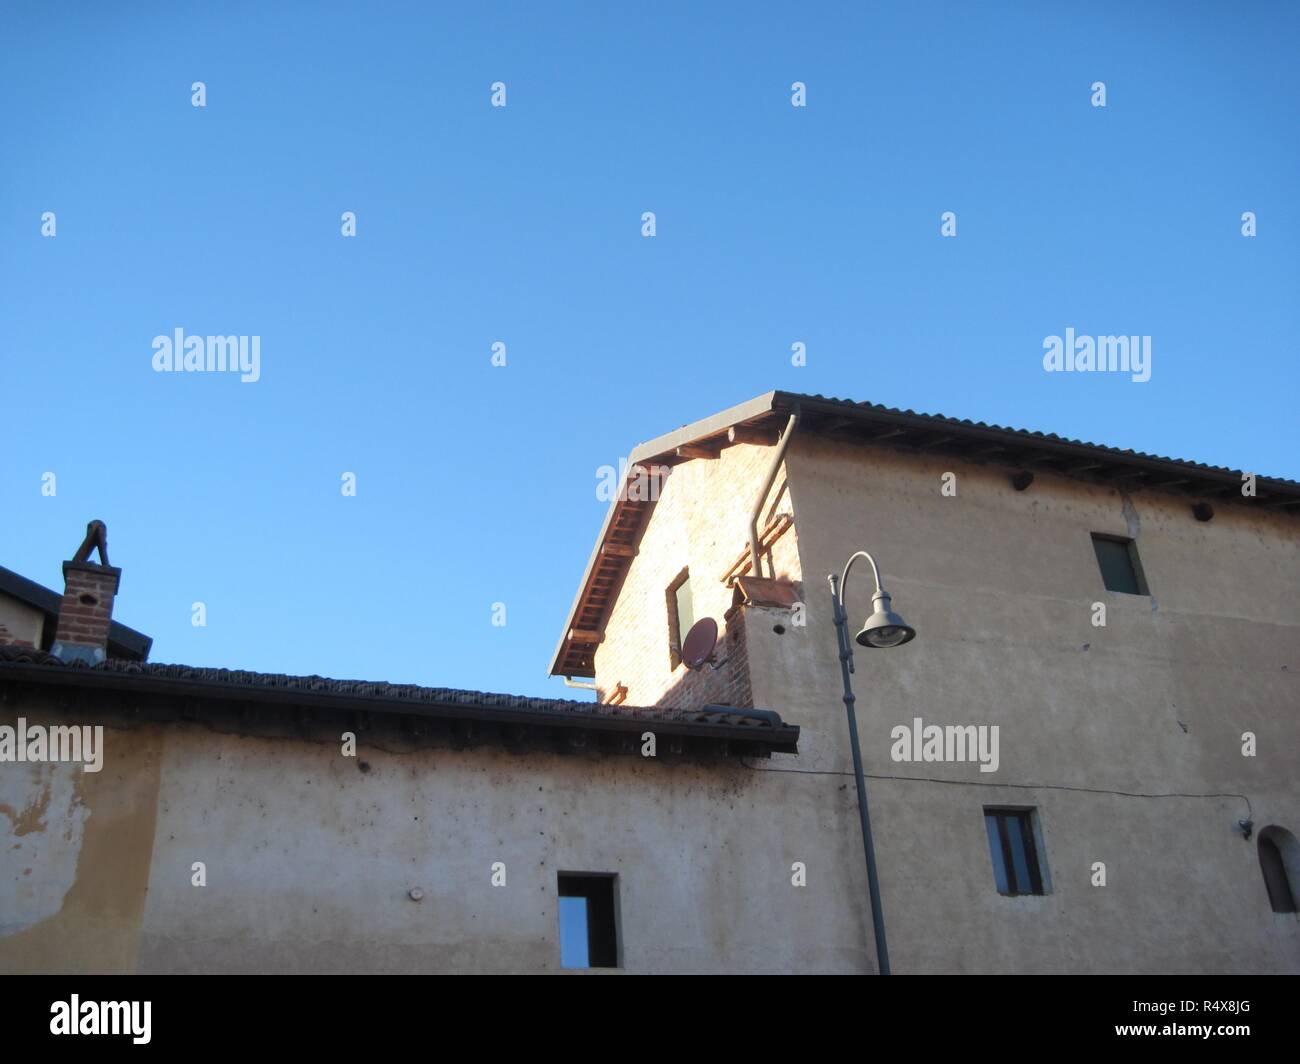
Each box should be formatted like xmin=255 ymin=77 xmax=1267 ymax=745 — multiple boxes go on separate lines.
xmin=984 ymin=808 xmax=1046 ymax=896
xmin=1259 ymin=828 xmax=1299 ymax=914
xmin=558 ymin=873 xmax=619 ymax=968
xmin=666 ymin=568 xmax=693 ymax=668
xmin=1091 ymin=534 xmax=1148 ymax=595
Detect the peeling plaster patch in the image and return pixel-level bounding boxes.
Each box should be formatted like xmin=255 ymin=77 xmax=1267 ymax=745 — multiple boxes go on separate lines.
xmin=1118 ymin=493 xmax=1160 ymax=612
xmin=0 ymin=761 xmax=90 ymax=936
xmin=0 ymin=784 xmax=51 ymax=836
xmin=1120 ymin=493 xmax=1141 ymax=540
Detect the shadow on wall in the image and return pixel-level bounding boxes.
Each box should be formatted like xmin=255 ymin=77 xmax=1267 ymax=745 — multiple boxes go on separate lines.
xmin=621 ymin=575 xmax=805 ymax=719
xmin=1259 ymin=825 xmax=1300 ymax=915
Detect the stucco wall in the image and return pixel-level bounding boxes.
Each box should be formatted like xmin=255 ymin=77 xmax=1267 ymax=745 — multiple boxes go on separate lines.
xmin=0 ymin=707 xmax=162 ymax=974
xmin=760 ymin=433 xmax=1300 ymax=972
xmin=133 ymin=724 xmax=869 ymax=974
xmin=0 ymin=593 xmax=44 ymax=647
xmin=0 ymin=694 xmax=869 ymax=974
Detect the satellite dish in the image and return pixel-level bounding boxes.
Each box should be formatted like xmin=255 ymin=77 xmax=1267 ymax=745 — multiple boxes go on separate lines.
xmin=681 ymin=617 xmax=719 ymax=670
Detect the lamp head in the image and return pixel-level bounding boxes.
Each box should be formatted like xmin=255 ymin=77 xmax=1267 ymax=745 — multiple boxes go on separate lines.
xmin=855 ymin=590 xmax=916 ymax=649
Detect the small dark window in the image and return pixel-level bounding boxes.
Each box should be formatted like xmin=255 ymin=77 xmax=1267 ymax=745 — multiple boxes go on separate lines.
xmin=984 ymin=808 xmax=1046 ymax=896
xmin=1259 ymin=829 xmax=1298 ymax=914
xmin=1091 ymin=534 xmax=1148 ymax=595
xmin=666 ymin=568 xmax=693 ymax=668
xmin=558 ymin=873 xmax=619 ymax=968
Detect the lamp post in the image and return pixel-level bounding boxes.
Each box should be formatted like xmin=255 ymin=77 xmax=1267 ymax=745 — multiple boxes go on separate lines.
xmin=828 ymin=550 xmax=916 ymax=977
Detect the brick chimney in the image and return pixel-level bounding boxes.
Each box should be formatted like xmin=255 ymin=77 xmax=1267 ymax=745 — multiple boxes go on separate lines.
xmin=51 ymin=519 xmax=121 ymax=665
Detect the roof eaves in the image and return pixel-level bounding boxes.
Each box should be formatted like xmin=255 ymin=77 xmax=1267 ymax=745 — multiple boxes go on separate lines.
xmin=547 ymin=392 xmax=779 ymax=678
xmin=0 ymin=655 xmax=799 ymax=755
xmin=770 ymin=391 xmax=1300 ymax=497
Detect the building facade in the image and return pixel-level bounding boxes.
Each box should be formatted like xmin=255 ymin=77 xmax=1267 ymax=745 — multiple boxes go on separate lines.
xmin=553 ymin=391 xmax=1300 ymax=973
xmin=3 ymin=393 xmax=1299 ymax=973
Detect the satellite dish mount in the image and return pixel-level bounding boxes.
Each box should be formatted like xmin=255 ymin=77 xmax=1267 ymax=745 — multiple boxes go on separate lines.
xmin=681 ymin=617 xmax=726 ymax=671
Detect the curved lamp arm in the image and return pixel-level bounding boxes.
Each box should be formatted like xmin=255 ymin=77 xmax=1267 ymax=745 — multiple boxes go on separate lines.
xmin=829 ymin=551 xmax=883 ymax=674
xmin=829 ymin=549 xmax=915 ymax=657
xmin=839 ymin=550 xmax=884 ymax=615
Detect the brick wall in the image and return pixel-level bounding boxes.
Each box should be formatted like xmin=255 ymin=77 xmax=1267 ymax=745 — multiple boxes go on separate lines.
xmin=593 ymin=443 xmax=803 ymax=712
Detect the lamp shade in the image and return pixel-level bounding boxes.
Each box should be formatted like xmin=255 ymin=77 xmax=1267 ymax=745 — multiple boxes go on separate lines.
xmin=855 ymin=590 xmax=916 ymax=648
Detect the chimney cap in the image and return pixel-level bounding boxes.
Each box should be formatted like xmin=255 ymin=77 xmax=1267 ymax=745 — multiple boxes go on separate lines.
xmin=61 ymin=559 xmax=122 ymax=594
xmin=71 ymin=519 xmax=111 ymax=567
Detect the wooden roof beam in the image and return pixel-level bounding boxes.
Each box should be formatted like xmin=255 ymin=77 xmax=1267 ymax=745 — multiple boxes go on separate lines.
xmin=728 ymin=424 xmax=780 ymax=446
xmin=676 ymin=440 xmax=724 ymax=460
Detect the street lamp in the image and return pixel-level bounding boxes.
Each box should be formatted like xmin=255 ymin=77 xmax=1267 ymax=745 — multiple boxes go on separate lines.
xmin=828 ymin=550 xmax=916 ymax=976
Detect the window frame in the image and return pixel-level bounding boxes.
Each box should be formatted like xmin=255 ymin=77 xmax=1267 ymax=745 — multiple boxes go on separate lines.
xmin=1258 ymin=829 xmax=1300 ymax=915
xmin=984 ymin=807 xmax=1048 ymax=897
xmin=557 ymin=871 xmax=621 ymax=969
xmin=1090 ymin=533 xmax=1150 ymax=596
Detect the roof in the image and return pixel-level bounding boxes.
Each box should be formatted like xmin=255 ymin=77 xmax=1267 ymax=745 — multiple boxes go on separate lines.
xmin=551 ymin=390 xmax=1300 ymax=677
xmin=0 ymin=564 xmax=153 ymax=661
xmin=0 ymin=648 xmax=799 ymax=758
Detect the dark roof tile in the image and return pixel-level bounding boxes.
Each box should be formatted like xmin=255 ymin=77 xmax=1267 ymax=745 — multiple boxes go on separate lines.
xmin=0 ymin=654 xmax=794 ymax=743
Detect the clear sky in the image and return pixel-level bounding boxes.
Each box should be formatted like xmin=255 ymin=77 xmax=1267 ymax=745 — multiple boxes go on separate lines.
xmin=2 ymin=2 xmax=1296 ymax=699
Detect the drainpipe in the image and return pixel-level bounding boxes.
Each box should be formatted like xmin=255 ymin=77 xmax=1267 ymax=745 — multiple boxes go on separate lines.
xmin=564 ymin=677 xmax=598 ymax=691
xmin=748 ymin=408 xmax=800 ymax=579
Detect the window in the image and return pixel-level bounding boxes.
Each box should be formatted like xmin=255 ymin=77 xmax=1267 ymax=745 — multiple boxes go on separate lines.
xmin=984 ymin=808 xmax=1046 ymax=896
xmin=1258 ymin=827 xmax=1299 ymax=914
xmin=558 ymin=873 xmax=619 ymax=968
xmin=666 ymin=568 xmax=693 ymax=668
xmin=1091 ymin=534 xmax=1149 ymax=595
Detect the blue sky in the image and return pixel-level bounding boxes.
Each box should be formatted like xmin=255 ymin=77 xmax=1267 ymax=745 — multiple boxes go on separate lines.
xmin=2 ymin=2 xmax=1296 ymax=699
